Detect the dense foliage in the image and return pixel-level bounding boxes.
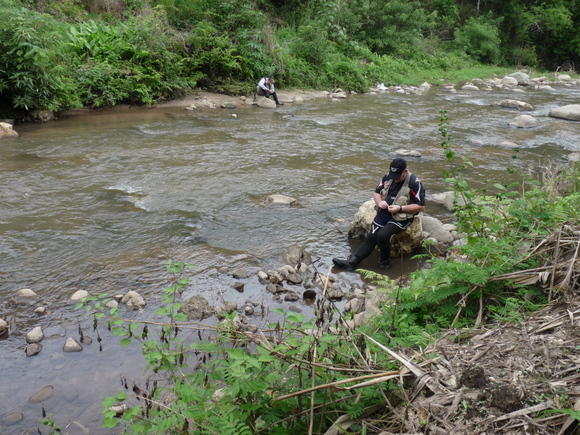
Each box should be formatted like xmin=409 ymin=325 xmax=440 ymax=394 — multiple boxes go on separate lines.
xmin=1 ymin=0 xmax=579 ymax=119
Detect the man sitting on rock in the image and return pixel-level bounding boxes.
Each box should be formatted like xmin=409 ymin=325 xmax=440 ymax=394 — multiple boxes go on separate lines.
xmin=256 ymin=77 xmax=283 ymax=106
xmin=333 ymin=158 xmax=426 ymax=271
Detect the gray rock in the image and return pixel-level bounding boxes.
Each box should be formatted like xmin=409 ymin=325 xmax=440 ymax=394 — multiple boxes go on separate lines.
xmin=26 ymin=326 xmax=45 ymax=344
xmin=3 ymin=413 xmax=24 ymax=424
xmin=282 ymin=244 xmax=312 ymax=266
xmin=284 ymin=291 xmax=300 ymax=302
xmin=16 ymin=288 xmax=37 ymax=297
xmin=267 ymin=194 xmax=297 ymax=205
xmin=70 ymin=290 xmax=89 ymax=301
xmin=461 ymin=84 xmax=480 ymax=91
xmin=567 ymin=152 xmax=580 ymax=162
xmin=501 ymin=76 xmax=518 ymax=86
xmin=63 ymin=337 xmax=83 ymax=352
xmin=256 ymin=97 xmax=276 ymax=108
xmin=120 ymin=290 xmax=146 ymax=310
xmin=549 ymin=104 xmax=580 ymax=121
xmin=395 ymin=149 xmax=422 ymax=157
xmin=26 ymin=343 xmax=43 ymax=357
xmin=180 ymin=295 xmax=214 ymax=320
xmin=232 ymin=268 xmax=247 ymax=279
xmin=232 ymin=282 xmax=245 ymax=292
xmin=508 ymin=114 xmax=539 ymax=128
xmin=29 ymin=385 xmax=54 ymax=403
xmin=0 ymin=318 xmax=7 ymax=335
xmin=422 ymin=216 xmax=455 ymax=244
xmin=493 ymin=99 xmax=533 ymax=111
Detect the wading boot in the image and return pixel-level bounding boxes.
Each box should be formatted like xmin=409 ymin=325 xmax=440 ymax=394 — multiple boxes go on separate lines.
xmin=378 ymin=259 xmax=391 ymax=270
xmin=332 ymin=255 xmax=360 ymax=271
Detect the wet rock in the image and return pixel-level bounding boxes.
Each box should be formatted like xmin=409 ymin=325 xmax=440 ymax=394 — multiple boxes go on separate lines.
xmin=493 ymin=99 xmax=533 ymax=111
xmin=244 ymin=305 xmax=254 ymax=316
xmin=257 ymin=271 xmax=269 ymax=281
xmin=26 ymin=326 xmax=45 ymax=344
xmin=34 ymin=307 xmax=47 ymax=314
xmin=395 ymin=149 xmax=422 ymax=157
xmin=29 ymin=109 xmax=55 ymax=122
xmin=325 ymin=288 xmax=345 ymax=300
xmin=17 ymin=288 xmax=37 ymax=297
xmin=63 ymin=337 xmax=83 ymax=352
xmin=232 ymin=268 xmax=247 ymax=279
xmin=180 ymin=295 xmax=214 ymax=320
xmin=81 ymin=336 xmax=93 ymax=345
xmin=549 ymin=104 xmax=580 ymax=121
xmin=286 ymin=273 xmax=303 ymax=285
xmin=0 ymin=122 xmax=19 ymax=138
xmin=232 ymin=282 xmax=245 ymax=292
xmin=509 ymin=114 xmax=539 ymax=128
xmin=3 ymin=413 xmax=24 ymax=424
xmin=120 ymin=290 xmax=146 ymax=310
xmin=29 ymin=385 xmax=54 ymax=403
xmin=0 ymin=318 xmax=7 ymax=337
xmin=220 ymin=102 xmax=237 ymax=109
xmin=284 ymin=291 xmax=299 ymax=302
xmin=105 ymin=300 xmax=118 ymax=309
xmin=289 ymin=305 xmax=302 ymax=313
xmin=267 ymin=194 xmax=297 ymax=205
xmin=26 ymin=343 xmax=43 ymax=357
xmin=461 ymin=84 xmax=480 ymax=91
xmin=223 ymin=302 xmax=237 ymax=314
xmin=282 ymin=244 xmax=312 ymax=266
xmin=567 ymin=152 xmax=580 ymax=162
xmin=70 ymin=290 xmax=89 ymax=301
xmin=256 ymin=97 xmax=276 ymax=108
xmin=266 ymin=283 xmax=277 ymax=293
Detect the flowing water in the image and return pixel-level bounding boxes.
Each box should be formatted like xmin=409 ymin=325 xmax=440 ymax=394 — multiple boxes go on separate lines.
xmin=1 ymin=83 xmax=579 ymax=433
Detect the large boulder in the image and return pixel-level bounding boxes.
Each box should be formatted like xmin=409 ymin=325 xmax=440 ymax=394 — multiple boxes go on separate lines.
xmin=508 ymin=114 xmax=539 ymax=128
xmin=0 ymin=122 xmax=18 ymax=138
xmin=506 ymin=72 xmax=530 ymax=86
xmin=348 ymin=200 xmax=424 ymax=257
xmin=256 ymin=97 xmax=276 ymax=108
xmin=549 ymin=104 xmax=580 ymax=121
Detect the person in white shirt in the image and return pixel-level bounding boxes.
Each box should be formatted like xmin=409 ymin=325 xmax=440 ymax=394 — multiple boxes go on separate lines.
xmin=256 ymin=77 xmax=283 ymax=105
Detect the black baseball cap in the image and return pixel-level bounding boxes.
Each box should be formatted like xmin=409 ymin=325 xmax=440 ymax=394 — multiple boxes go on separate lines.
xmin=385 ymin=158 xmax=407 ymax=180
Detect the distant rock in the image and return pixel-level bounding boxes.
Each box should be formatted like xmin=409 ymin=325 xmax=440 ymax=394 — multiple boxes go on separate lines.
xmin=63 ymin=337 xmax=83 ymax=352
xmin=506 ymin=72 xmax=530 ymax=85
xmin=267 ymin=194 xmax=297 ymax=205
xmin=461 ymin=84 xmax=480 ymax=91
xmin=493 ymin=99 xmax=533 ymax=111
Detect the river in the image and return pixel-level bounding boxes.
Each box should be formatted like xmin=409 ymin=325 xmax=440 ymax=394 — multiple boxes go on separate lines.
xmin=1 ymin=81 xmax=579 ymax=433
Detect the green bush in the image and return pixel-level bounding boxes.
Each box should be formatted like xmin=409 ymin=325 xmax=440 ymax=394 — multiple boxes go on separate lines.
xmin=453 ymin=15 xmax=503 ymax=64
xmin=0 ymin=5 xmax=80 ymax=114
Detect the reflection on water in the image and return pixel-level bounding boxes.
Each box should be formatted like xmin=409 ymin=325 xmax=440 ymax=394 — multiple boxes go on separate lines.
xmin=1 ymin=83 xmax=579 ymax=433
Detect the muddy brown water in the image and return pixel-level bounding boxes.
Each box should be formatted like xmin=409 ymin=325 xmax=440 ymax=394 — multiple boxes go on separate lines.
xmin=1 ymin=84 xmax=579 ymax=433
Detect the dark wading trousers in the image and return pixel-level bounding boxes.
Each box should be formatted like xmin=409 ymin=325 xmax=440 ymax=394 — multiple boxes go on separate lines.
xmin=354 ymin=221 xmax=404 ymax=262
